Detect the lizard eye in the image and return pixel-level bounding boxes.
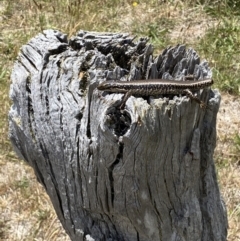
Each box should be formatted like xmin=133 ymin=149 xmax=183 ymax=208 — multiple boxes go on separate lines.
xmin=98 ymin=82 xmax=108 ymax=90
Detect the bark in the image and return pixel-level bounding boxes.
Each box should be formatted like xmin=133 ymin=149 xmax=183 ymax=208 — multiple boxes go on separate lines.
xmin=9 ymin=29 xmax=228 ymax=241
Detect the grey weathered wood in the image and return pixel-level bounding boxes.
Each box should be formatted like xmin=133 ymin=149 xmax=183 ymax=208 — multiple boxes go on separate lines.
xmin=9 ymin=29 xmax=228 ymax=241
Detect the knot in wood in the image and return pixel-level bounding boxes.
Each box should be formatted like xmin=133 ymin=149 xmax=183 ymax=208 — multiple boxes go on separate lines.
xmin=105 ymin=107 xmax=131 ymax=136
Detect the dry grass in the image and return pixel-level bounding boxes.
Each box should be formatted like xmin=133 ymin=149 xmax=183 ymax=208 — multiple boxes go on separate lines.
xmin=0 ymin=0 xmax=239 ymax=240
xmin=0 ymin=158 xmax=70 ymax=241
xmin=215 ymin=94 xmax=240 ymax=241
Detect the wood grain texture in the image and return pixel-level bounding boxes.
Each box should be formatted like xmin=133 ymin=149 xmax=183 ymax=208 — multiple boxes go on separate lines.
xmin=9 ymin=30 xmax=227 ymax=241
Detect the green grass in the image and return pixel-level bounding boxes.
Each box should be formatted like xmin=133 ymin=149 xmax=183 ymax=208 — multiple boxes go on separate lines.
xmin=203 ymin=0 xmax=240 ymax=16
xmin=233 ymin=133 xmax=240 ymax=163
xmin=170 ymin=0 xmax=240 ymax=95
xmin=197 ymin=16 xmax=240 ymax=94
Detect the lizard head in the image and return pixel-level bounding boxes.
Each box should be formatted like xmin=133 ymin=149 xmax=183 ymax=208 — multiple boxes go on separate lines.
xmin=97 ymin=81 xmax=126 ymax=93
xmin=97 ymin=81 xmax=114 ymax=91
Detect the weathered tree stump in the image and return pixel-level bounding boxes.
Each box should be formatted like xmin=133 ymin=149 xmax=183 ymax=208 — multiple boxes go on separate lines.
xmin=9 ymin=30 xmax=228 ymax=241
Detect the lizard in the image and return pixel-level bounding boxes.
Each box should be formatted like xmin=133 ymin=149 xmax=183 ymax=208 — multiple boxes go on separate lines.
xmin=97 ymin=78 xmax=214 ymax=109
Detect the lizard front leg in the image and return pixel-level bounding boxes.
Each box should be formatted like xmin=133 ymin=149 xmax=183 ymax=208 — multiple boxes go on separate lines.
xmin=119 ymin=90 xmax=133 ymax=109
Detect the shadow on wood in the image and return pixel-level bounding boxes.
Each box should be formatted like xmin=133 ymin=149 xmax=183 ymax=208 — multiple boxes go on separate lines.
xmin=9 ymin=30 xmax=228 ymax=241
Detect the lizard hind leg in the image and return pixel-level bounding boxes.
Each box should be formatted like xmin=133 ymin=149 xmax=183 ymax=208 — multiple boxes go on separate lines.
xmin=183 ymin=89 xmax=207 ymax=109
